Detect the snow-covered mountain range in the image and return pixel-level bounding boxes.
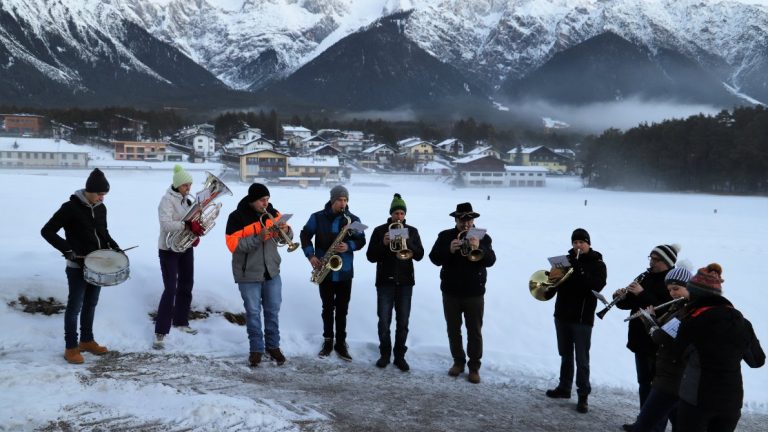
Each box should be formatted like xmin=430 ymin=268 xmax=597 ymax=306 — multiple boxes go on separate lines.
xmin=2 ymin=0 xmax=767 ymax=110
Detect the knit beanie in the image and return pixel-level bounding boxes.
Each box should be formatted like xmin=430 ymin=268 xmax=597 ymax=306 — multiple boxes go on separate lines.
xmin=330 ymin=185 xmax=349 ymax=202
xmin=85 ymin=168 xmax=110 ymax=193
xmin=571 ymin=228 xmax=590 ymax=245
xmin=247 ymin=183 xmax=270 ymax=202
xmin=665 ymin=266 xmax=693 ymax=287
xmin=687 ymin=263 xmax=724 ymax=296
xmin=389 ymin=193 xmax=407 ymax=214
xmin=652 ymin=244 xmax=680 ymax=268
xmin=172 ymin=164 xmax=193 ymax=188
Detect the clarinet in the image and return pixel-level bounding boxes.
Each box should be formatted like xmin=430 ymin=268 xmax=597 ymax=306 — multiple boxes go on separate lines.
xmin=596 ymin=271 xmax=649 ymax=319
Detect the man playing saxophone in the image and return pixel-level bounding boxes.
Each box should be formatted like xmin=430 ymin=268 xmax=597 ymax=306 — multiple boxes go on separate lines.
xmin=300 ymin=185 xmax=366 ymax=361
xmin=225 ymin=183 xmax=293 ymax=367
xmin=366 ymin=193 xmax=424 ymax=371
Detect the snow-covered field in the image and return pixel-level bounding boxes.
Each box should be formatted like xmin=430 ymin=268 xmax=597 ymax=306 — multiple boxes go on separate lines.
xmin=0 ymin=159 xmax=766 ymax=430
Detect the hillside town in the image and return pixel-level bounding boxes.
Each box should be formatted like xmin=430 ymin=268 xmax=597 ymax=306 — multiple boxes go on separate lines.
xmin=0 ymin=112 xmax=577 ymax=187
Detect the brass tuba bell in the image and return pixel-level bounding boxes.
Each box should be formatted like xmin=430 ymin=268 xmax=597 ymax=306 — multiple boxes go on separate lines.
xmin=529 ymin=267 xmax=574 ymax=301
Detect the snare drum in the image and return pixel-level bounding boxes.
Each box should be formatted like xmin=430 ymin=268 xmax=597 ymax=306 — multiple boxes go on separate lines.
xmin=83 ymin=249 xmax=130 ymax=286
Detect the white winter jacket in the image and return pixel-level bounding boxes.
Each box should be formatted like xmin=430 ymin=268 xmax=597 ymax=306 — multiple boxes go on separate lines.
xmin=158 ymin=186 xmax=193 ymax=250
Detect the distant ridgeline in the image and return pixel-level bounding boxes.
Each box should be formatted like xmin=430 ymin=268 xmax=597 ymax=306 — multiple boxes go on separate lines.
xmin=581 ymin=105 xmax=768 ymax=195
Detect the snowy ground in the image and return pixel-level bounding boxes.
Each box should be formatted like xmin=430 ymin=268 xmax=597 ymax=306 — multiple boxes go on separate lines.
xmin=0 ymin=152 xmax=766 ymax=430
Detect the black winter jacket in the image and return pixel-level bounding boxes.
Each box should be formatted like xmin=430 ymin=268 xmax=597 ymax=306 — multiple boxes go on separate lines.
xmin=41 ymin=190 xmax=120 ymax=266
xmin=366 ymin=218 xmax=425 ymax=287
xmin=552 ymin=248 xmax=607 ymax=327
xmin=673 ymin=295 xmax=765 ymax=412
xmin=428 ymin=227 xmax=496 ymax=297
xmin=647 ymin=301 xmax=688 ymax=396
xmin=616 ymin=269 xmax=672 ymax=354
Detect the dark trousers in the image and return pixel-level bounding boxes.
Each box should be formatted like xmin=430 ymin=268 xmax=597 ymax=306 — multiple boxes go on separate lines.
xmin=319 ymin=279 xmax=352 ymax=343
xmin=155 ymin=248 xmax=194 ymax=334
xmin=633 ymin=387 xmax=676 ymax=432
xmin=64 ymin=266 xmax=101 ymax=349
xmin=442 ymin=293 xmax=484 ymax=371
xmin=635 ymin=352 xmax=656 ymax=408
xmin=676 ymin=400 xmax=741 ymax=432
xmin=376 ymin=283 xmax=413 ymax=360
xmin=554 ymin=318 xmax=592 ymax=396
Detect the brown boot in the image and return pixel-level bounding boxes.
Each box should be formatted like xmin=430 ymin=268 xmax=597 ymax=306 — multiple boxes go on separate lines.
xmin=249 ymin=352 xmax=263 ymax=367
xmin=468 ymin=370 xmax=481 ymax=384
xmin=448 ymin=363 xmax=465 ymax=377
xmin=79 ymin=340 xmax=108 ymax=355
xmin=266 ymin=347 xmax=286 ymax=366
xmin=64 ymin=348 xmax=84 ymax=364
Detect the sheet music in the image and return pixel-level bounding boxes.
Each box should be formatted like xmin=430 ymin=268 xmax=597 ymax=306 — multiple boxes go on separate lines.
xmin=465 ymin=228 xmax=486 ymax=240
xmin=389 ymin=227 xmax=409 ymax=239
xmin=662 ymin=317 xmax=681 ymax=338
xmin=348 ymin=221 xmax=368 ymax=232
xmin=274 ymin=213 xmax=292 ymax=224
xmin=548 ymin=255 xmax=571 ymax=268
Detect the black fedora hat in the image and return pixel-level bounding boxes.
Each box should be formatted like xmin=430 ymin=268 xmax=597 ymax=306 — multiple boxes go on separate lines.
xmin=449 ymin=202 xmax=480 ymax=220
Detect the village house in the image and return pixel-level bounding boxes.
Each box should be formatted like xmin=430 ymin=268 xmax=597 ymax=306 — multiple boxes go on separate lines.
xmin=506 ymin=166 xmax=548 ymax=187
xmin=1 ymin=114 xmax=47 ymax=136
xmin=237 ymin=148 xmax=289 ymax=182
xmin=0 ymin=137 xmax=89 ymax=168
xmin=508 ymin=145 xmax=573 ymax=174
xmin=465 ymin=145 xmax=501 ymax=159
xmin=454 ymin=154 xmax=548 ymax=187
xmin=435 ymin=138 xmax=464 ymax=157
xmin=285 ymin=156 xmax=343 ymax=185
xmin=112 ymin=140 xmax=167 ymax=161
xmin=359 ymin=143 xmax=396 ymax=169
xmin=399 ymin=139 xmax=435 ymax=163
xmin=282 ymin=125 xmax=312 ymax=140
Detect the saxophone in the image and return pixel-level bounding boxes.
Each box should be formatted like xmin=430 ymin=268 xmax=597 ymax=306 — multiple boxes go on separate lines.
xmin=310 ymin=214 xmax=352 ymax=284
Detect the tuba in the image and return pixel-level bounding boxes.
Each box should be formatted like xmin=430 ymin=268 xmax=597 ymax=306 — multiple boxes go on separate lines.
xmin=259 ymin=211 xmax=299 ymax=252
xmin=458 ymin=229 xmax=484 ymax=262
xmin=166 ymin=171 xmax=232 ymax=252
xmin=389 ymin=221 xmax=413 ymax=260
xmin=310 ymin=214 xmax=351 ymax=284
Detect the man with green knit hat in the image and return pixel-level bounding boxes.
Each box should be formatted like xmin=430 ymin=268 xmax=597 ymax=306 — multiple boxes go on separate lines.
xmin=366 ymin=193 xmax=424 ymax=371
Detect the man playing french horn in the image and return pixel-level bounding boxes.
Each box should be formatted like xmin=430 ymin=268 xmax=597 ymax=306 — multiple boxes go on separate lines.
xmin=300 ymin=185 xmax=366 ymax=361
xmin=225 ymin=183 xmax=293 ymax=367
xmin=366 ymin=193 xmax=424 ymax=371
xmin=429 ymin=202 xmax=495 ymax=384
xmin=544 ymin=228 xmax=607 ymax=415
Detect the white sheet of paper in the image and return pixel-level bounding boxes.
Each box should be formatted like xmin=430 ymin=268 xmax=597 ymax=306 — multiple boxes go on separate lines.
xmin=662 ymin=317 xmax=681 ymax=338
xmin=466 ymin=228 xmax=486 ymax=240
xmin=548 ymin=255 xmax=571 ymax=268
xmin=389 ymin=227 xmax=409 ymax=239
xmin=274 ymin=213 xmax=292 ymax=224
xmin=348 ymin=221 xmax=368 ymax=232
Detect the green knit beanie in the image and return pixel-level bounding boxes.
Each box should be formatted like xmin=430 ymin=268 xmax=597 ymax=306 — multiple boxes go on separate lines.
xmin=389 ymin=193 xmax=407 ymax=214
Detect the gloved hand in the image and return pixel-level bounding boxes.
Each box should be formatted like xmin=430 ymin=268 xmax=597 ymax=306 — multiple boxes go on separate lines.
xmin=64 ymin=250 xmax=79 ymax=262
xmin=185 ymin=220 xmax=205 ymax=236
xmin=192 ymin=238 xmax=200 ymax=247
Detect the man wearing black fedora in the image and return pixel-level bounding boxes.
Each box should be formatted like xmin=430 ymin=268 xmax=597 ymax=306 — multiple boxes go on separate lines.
xmin=429 ymin=202 xmax=496 ymax=384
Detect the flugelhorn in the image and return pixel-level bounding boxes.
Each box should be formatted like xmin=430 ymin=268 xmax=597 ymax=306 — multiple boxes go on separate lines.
xmin=458 ymin=229 xmax=484 ymax=262
xmin=594 ymin=271 xmax=649 ymax=319
xmin=389 ymin=221 xmax=413 ymax=260
xmin=166 ymin=171 xmax=232 ymax=252
xmin=623 ymin=297 xmax=685 ymax=322
xmin=260 ymin=211 xmax=299 ymax=252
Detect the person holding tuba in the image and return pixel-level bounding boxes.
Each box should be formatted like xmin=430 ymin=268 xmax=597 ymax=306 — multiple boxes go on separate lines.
xmin=225 ymin=183 xmax=293 ymax=367
xmin=153 ymin=165 xmax=201 ymax=350
xmin=41 ymin=168 xmax=120 ymax=364
xmin=365 ymin=193 xmax=424 ymax=371
xmin=300 ymin=185 xmax=366 ymax=361
xmin=615 ymin=244 xmax=678 ymax=432
xmin=545 ymin=228 xmax=607 ymax=414
xmin=428 ymin=202 xmax=495 ymax=384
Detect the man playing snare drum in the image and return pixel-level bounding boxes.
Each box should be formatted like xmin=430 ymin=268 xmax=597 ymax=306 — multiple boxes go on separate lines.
xmin=41 ymin=168 xmax=121 ymax=364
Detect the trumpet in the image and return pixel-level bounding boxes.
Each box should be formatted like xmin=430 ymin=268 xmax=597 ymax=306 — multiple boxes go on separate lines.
xmin=594 ymin=271 xmax=649 ymax=319
xmin=458 ymin=229 xmax=484 ymax=262
xmin=166 ymin=171 xmax=232 ymax=252
xmin=624 ymin=297 xmax=686 ymax=322
xmin=259 ymin=211 xmax=299 ymax=252
xmin=388 ymin=221 xmax=413 ymax=260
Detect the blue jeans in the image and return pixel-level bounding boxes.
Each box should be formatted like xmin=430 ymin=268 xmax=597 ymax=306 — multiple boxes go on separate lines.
xmin=376 ymin=283 xmax=413 ymax=359
xmin=554 ymin=318 xmax=592 ymax=396
xmin=65 ymin=266 xmax=101 ymax=349
xmin=238 ymin=276 xmax=282 ymax=353
xmin=634 ymin=387 xmax=676 ymax=432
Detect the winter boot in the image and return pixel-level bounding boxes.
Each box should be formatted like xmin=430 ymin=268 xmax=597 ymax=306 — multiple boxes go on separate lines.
xmin=249 ymin=352 xmax=263 ymax=367
xmin=78 ymin=340 xmax=108 ymax=355
xmin=467 ymin=369 xmax=481 ymax=384
xmin=577 ymin=395 xmax=589 ymax=413
xmin=393 ymin=357 xmax=410 ymax=372
xmin=318 ymin=338 xmax=333 ymax=358
xmin=152 ymin=333 xmax=165 ymax=350
xmin=448 ymin=363 xmax=465 ymax=377
xmin=64 ymin=348 xmax=84 ymax=364
xmin=375 ymin=356 xmax=390 ymax=368
xmin=545 ymin=387 xmax=571 ymax=399
xmin=266 ymin=347 xmax=286 ymax=366
xmin=334 ymin=342 xmax=352 ymax=362
xmin=174 ymin=325 xmax=198 ymax=335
